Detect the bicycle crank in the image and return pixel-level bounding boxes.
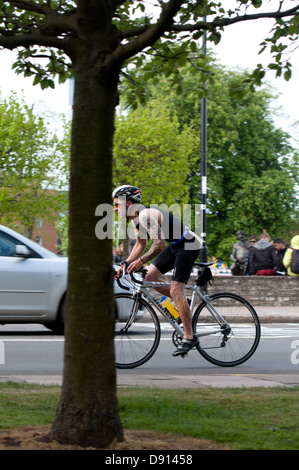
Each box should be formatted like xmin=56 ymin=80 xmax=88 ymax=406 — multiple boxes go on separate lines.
xmin=171 ymin=318 xmax=183 ymax=347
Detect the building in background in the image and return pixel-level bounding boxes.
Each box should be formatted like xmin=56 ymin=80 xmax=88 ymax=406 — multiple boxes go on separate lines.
xmin=32 ymin=216 xmax=62 ymax=254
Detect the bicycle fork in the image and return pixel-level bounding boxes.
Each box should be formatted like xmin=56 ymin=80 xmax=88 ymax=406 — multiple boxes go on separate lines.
xmin=120 ymin=293 xmax=142 ymax=333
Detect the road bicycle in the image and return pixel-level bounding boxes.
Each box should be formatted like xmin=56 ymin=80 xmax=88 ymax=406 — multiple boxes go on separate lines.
xmin=114 ymin=262 xmax=261 ymax=369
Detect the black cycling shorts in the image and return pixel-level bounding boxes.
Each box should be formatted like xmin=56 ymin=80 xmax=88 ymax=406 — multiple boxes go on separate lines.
xmin=152 ymin=240 xmax=199 ymax=284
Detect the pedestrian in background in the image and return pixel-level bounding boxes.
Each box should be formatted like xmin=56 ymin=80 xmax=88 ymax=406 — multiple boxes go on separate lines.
xmin=283 ymin=235 xmax=299 ymax=277
xmin=249 ymin=232 xmax=277 ymax=275
xmin=273 ymin=238 xmax=288 ymax=275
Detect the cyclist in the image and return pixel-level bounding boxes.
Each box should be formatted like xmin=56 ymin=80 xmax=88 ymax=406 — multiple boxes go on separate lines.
xmin=113 ymin=184 xmax=201 ymax=357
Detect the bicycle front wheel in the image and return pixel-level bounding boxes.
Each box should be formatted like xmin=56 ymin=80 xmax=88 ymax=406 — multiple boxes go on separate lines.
xmin=114 ymin=293 xmax=161 ymax=369
xmin=192 ymin=292 xmax=260 ymax=367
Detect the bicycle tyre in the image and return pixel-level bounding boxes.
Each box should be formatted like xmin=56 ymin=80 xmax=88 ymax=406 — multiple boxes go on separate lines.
xmin=114 ymin=293 xmax=161 ymax=369
xmin=192 ymin=292 xmax=261 ymax=367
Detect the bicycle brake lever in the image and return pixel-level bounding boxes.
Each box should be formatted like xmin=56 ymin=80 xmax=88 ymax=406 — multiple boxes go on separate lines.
xmin=119 ymin=261 xmax=129 ymax=278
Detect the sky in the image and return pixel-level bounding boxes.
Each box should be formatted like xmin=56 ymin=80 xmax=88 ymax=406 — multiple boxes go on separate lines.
xmin=212 ymin=11 xmax=299 ymax=140
xmin=0 ymin=2 xmax=298 ymax=140
xmin=0 ymin=49 xmax=71 ymax=132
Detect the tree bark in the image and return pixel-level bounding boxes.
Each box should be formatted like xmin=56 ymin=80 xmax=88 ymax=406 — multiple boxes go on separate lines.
xmin=48 ymin=48 xmax=123 ymax=447
xmin=1 ymin=0 xmax=298 ymax=451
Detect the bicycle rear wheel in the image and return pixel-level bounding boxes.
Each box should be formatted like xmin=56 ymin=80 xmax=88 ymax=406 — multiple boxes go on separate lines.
xmin=114 ymin=293 xmax=161 ymax=369
xmin=192 ymin=292 xmax=260 ymax=367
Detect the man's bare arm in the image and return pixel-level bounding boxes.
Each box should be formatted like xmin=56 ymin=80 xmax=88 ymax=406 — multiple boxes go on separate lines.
xmin=138 ymin=210 xmax=166 ymax=264
xmin=125 ymin=209 xmax=166 ymax=274
xmin=126 ymin=236 xmax=147 ymax=263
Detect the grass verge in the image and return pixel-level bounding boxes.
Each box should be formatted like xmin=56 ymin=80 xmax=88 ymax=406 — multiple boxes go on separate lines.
xmin=0 ymin=382 xmax=298 ymax=450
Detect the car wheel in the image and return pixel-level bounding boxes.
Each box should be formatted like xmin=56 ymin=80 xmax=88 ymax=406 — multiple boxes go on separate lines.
xmin=44 ymin=296 xmax=65 ymax=334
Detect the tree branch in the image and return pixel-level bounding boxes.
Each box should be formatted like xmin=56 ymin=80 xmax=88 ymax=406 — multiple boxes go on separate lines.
xmin=119 ymin=3 xmax=299 ymax=52
xmin=170 ymin=5 xmax=299 ymax=33
xmin=0 ymin=3 xmax=78 ymax=52
xmin=112 ymin=0 xmax=185 ymax=64
xmin=0 ymin=33 xmax=67 ymax=51
xmin=6 ymin=1 xmax=50 ymax=15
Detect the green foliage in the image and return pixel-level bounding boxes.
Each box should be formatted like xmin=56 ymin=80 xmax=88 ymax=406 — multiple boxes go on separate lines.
xmin=1 ymin=0 xmax=298 ymax=447
xmin=118 ymin=387 xmax=299 ymax=450
xmin=0 ymin=383 xmax=60 ymax=428
xmin=12 ymin=48 xmax=72 ymax=90
xmin=120 ymin=63 xmax=298 ymax=263
xmin=113 ymin=100 xmax=199 ymax=205
xmin=1 ymin=2 xmax=297 ymax=99
xmin=0 ymin=1 xmax=73 ymax=87
xmin=0 ymin=3 xmax=298 ymax=254
xmin=1 ymin=383 xmax=299 ymax=450
xmin=0 ymin=92 xmax=69 ymax=236
xmin=257 ymin=14 xmax=299 ymax=82
xmin=206 ymin=68 xmax=298 ymax=259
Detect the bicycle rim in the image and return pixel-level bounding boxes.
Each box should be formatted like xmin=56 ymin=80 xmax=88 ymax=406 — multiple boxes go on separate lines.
xmin=114 ymin=293 xmax=161 ymax=369
xmin=192 ymin=292 xmax=261 ymax=367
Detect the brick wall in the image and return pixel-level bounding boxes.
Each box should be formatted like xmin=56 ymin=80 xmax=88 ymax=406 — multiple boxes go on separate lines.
xmin=32 ymin=220 xmax=59 ymax=254
xmin=193 ymin=275 xmax=299 ymax=306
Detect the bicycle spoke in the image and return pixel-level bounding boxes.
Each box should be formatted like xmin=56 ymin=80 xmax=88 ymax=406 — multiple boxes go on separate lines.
xmin=114 ymin=294 xmax=160 ymax=368
xmin=192 ymin=292 xmax=260 ymax=366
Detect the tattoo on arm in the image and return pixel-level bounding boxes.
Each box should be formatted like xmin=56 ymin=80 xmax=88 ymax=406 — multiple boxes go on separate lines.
xmin=139 ymin=213 xmax=166 ymax=263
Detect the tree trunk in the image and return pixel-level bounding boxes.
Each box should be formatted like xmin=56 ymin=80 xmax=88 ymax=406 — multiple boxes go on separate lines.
xmin=48 ymin=51 xmax=123 ymax=447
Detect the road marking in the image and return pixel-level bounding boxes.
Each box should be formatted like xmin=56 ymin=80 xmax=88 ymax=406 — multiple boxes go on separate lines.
xmin=1 ymin=325 xmax=299 ymax=342
xmin=161 ymin=324 xmax=299 ymax=338
xmin=0 ymin=341 xmax=4 ymax=364
xmin=0 ymin=338 xmax=64 ymax=342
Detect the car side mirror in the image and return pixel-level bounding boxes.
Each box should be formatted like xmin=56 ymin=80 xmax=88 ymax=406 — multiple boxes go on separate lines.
xmin=15 ymin=245 xmax=31 ymax=258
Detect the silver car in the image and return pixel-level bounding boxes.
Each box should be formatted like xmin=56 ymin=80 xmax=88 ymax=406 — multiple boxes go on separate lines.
xmin=0 ymin=224 xmax=127 ymax=333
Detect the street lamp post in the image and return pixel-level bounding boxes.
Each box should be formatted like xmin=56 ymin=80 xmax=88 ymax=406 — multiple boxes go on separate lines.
xmin=200 ymin=22 xmax=208 ymax=264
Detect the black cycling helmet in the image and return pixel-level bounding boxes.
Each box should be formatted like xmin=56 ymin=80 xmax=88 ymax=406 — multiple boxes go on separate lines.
xmin=112 ymin=185 xmax=142 ymax=203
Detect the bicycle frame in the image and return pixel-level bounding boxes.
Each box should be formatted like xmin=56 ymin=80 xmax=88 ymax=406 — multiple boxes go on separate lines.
xmin=115 ymin=265 xmax=261 ymax=368
xmin=118 ymin=270 xmax=230 ymax=339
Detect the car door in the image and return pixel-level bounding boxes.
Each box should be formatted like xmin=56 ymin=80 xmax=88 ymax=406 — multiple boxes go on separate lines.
xmin=0 ymin=230 xmax=50 ymax=318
